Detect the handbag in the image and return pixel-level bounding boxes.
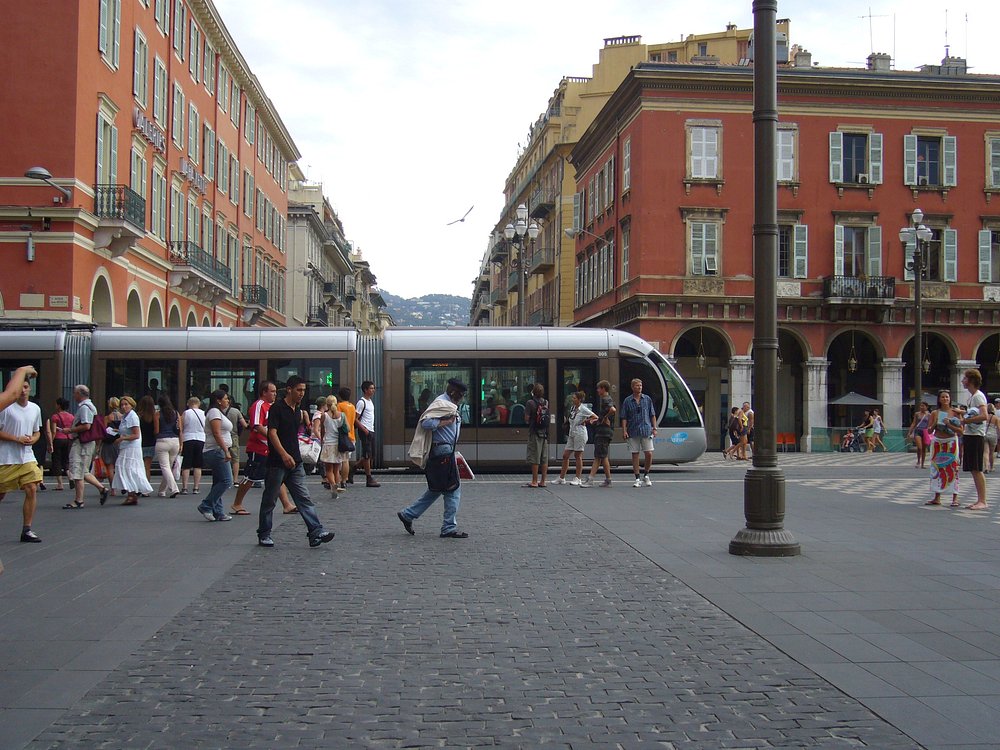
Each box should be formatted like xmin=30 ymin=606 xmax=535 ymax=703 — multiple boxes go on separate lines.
xmin=425 ymin=451 xmax=459 ymax=492
xmin=455 ymin=450 xmax=474 ymax=480
xmin=92 ymin=455 xmax=108 ymax=480
xmin=299 ymin=438 xmax=320 ymax=465
xmin=337 ymin=420 xmax=355 ymax=453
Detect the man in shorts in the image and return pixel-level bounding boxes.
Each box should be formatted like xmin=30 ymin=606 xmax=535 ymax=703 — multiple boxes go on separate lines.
xmin=61 ymin=385 xmax=109 ymax=508
xmin=523 ymin=384 xmax=550 ymax=487
xmin=582 ymin=380 xmax=616 ymax=487
xmin=230 ymin=381 xmax=295 ymax=516
xmin=0 ymin=375 xmax=44 ymax=542
xmin=961 ymin=368 xmax=989 ymax=510
xmin=355 ymin=381 xmax=380 ymax=487
xmin=620 ymin=378 xmax=657 ymax=487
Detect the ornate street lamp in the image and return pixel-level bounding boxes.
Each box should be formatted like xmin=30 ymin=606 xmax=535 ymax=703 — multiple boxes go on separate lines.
xmin=503 ymin=203 xmax=539 ymax=326
xmin=900 ymin=209 xmax=933 ymax=403
xmin=697 ymin=327 xmax=707 ymax=369
xmin=848 ymin=330 xmax=858 ymax=374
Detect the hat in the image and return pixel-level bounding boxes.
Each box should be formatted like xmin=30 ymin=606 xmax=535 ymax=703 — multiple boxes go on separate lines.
xmin=447 ymin=377 xmax=468 ymax=394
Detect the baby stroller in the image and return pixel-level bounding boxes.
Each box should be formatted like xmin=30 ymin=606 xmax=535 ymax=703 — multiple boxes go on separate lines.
xmin=840 ymin=429 xmax=864 ymax=452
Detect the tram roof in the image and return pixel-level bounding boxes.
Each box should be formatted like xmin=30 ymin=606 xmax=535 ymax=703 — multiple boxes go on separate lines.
xmin=91 ymin=327 xmax=358 ymax=352
xmin=0 ymin=330 xmax=66 ymax=351
xmin=382 ymin=327 xmax=655 ymax=356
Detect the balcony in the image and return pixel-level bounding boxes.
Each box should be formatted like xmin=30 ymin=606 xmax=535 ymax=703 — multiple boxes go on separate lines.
xmin=528 ymin=247 xmax=555 ymax=274
xmin=307 ymin=305 xmax=329 ymax=327
xmin=240 ymin=284 xmax=268 ymax=325
xmin=343 ymin=276 xmax=356 ymax=302
xmin=529 ymin=187 xmax=557 ymax=219
xmin=507 ymin=269 xmax=521 ymax=292
xmin=93 ymin=184 xmax=146 ymax=258
xmin=490 ymin=286 xmax=507 ymax=306
xmin=322 ymin=281 xmax=343 ymax=307
xmin=823 ymin=275 xmax=896 ymax=303
xmin=527 ymin=307 xmax=554 ymax=326
xmin=168 ymin=241 xmax=232 ymax=305
xmin=489 ymin=236 xmax=508 ymax=263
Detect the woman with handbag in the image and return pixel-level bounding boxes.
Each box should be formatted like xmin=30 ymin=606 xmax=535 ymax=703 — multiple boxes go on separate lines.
xmin=926 ymin=390 xmax=964 ymax=507
xmin=907 ymin=401 xmax=931 ymax=469
xmin=153 ymin=395 xmax=181 ymax=497
xmin=336 ymin=387 xmax=356 ymax=490
xmin=319 ymin=395 xmax=346 ymax=497
xmin=100 ymin=397 xmax=122 ymax=493
xmin=197 ymin=390 xmax=234 ymax=522
xmin=112 ymin=396 xmax=153 ymax=505
xmin=47 ymin=397 xmax=74 ymax=491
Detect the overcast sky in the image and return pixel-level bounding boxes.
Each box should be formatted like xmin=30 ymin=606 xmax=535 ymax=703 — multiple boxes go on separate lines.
xmin=215 ymin=0 xmax=998 ymax=300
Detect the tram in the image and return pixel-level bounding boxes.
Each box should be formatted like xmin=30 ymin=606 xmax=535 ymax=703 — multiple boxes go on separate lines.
xmin=0 ymin=326 xmax=706 ymax=468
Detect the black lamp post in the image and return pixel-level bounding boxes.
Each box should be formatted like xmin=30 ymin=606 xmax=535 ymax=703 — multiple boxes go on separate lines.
xmin=503 ymin=203 xmax=539 ymax=326
xmin=900 ymin=209 xmax=932 ymax=406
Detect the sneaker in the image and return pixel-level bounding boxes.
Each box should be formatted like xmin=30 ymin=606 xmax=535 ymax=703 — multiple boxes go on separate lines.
xmin=569 ymin=477 xmax=582 ymax=486
xmin=633 ymin=477 xmax=643 ymax=488
xmin=258 ymin=536 xmax=274 ymax=547
xmin=643 ymin=475 xmax=653 ymax=487
xmin=600 ymin=479 xmax=613 ymax=487
xmin=579 ymin=478 xmax=593 ymax=488
xmin=553 ymin=477 xmax=567 ymax=485
xmin=366 ymin=478 xmax=381 ymax=488
xmin=199 ymin=509 xmax=215 ymax=522
xmin=216 ymin=514 xmax=233 ymax=522
xmin=20 ymin=529 xmax=41 ymax=543
xmin=309 ymin=530 xmax=335 ymax=547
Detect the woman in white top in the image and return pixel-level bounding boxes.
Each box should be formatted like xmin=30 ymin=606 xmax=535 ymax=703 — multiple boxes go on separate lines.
xmin=319 ymin=395 xmax=345 ymax=496
xmin=196 ymin=389 xmax=234 ymax=522
xmin=555 ymin=391 xmax=596 ymax=485
xmin=180 ymin=397 xmax=206 ymax=494
xmin=112 ymin=396 xmax=153 ymax=505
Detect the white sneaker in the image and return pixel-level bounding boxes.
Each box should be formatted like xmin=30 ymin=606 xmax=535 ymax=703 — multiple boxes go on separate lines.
xmin=633 ymin=477 xmax=643 ymax=488
xmin=579 ymin=478 xmax=593 ymax=488
xmin=643 ymin=476 xmax=653 ymax=487
xmin=554 ymin=477 xmax=567 ymax=485
xmin=600 ymin=479 xmax=613 ymax=487
xmin=569 ymin=477 xmax=582 ymax=486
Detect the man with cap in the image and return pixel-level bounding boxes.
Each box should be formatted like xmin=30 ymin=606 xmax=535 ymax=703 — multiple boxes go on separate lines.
xmin=398 ymin=377 xmax=470 ymax=538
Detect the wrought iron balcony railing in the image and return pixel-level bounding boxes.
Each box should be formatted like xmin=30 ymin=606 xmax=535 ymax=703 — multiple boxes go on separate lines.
xmin=529 ymin=187 xmax=557 ymax=218
xmin=822 ymin=275 xmax=896 ymax=301
xmin=241 ymin=284 xmax=268 ymax=307
xmin=307 ymin=305 xmax=329 ymax=326
xmin=169 ymin=241 xmax=232 ymax=288
xmin=95 ymin=184 xmax=146 ymax=229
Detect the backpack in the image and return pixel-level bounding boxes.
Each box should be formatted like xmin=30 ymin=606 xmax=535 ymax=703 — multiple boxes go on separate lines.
xmin=79 ymin=411 xmax=107 ymax=444
xmin=531 ymin=398 xmax=550 ymax=434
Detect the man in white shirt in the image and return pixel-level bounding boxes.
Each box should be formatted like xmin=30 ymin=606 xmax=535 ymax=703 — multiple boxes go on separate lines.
xmin=59 ymin=385 xmax=109 ymax=508
xmin=961 ymin=368 xmax=989 ymax=510
xmin=355 ymin=380 xmax=380 ymax=488
xmin=0 ymin=376 xmax=44 ymax=542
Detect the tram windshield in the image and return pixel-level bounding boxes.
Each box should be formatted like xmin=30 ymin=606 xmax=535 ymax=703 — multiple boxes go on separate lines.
xmin=619 ymin=352 xmax=701 ymax=428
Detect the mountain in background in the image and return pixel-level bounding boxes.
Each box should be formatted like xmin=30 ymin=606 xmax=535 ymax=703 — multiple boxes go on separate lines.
xmin=381 ymin=291 xmax=471 ymax=327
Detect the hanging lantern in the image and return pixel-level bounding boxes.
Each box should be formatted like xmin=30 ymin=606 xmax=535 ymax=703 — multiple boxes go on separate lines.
xmin=847 ymin=330 xmax=858 ymax=373
xmin=922 ymin=346 xmax=932 ymax=374
xmin=697 ymin=327 xmax=707 ymax=369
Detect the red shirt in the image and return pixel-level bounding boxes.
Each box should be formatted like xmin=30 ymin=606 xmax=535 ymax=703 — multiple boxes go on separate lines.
xmin=246 ymin=398 xmax=271 ymax=455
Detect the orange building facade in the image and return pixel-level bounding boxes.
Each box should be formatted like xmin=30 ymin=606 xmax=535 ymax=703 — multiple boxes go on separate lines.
xmin=0 ymin=0 xmax=298 ymax=329
xmin=569 ymin=59 xmax=1000 ymax=450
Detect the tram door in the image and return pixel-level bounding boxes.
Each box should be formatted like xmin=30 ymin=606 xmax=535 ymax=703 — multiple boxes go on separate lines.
xmin=557 ymin=360 xmax=599 ymax=447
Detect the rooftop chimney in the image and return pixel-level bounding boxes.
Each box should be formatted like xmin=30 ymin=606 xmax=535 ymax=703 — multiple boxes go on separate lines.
xmin=793 ymin=49 xmax=812 ymax=68
xmin=866 ymin=52 xmax=892 ymax=71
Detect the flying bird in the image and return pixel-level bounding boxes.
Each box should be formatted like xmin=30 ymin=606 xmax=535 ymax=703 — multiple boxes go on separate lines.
xmin=446 ymin=205 xmax=474 ymax=226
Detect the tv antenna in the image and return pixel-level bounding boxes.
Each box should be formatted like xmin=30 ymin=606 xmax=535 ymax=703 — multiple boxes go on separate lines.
xmin=859 ymin=6 xmax=888 ymax=55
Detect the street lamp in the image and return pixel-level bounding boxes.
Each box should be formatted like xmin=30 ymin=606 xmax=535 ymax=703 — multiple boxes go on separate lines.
xmin=900 ymin=208 xmax=933 ymax=408
xmin=24 ymin=166 xmax=72 ymax=202
xmin=503 ymin=202 xmax=538 ymax=326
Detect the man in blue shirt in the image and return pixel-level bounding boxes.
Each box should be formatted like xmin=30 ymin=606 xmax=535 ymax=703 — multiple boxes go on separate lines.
xmin=620 ymin=378 xmax=657 ymax=487
xmin=398 ymin=378 xmax=469 ymax=539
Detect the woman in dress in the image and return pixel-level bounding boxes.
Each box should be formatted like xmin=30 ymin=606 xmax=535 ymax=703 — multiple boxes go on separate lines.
xmin=180 ymin=396 xmax=205 ymax=494
xmin=197 ymin=389 xmax=234 ymax=522
xmin=319 ymin=395 xmax=345 ymax=497
xmin=46 ymin=397 xmax=74 ymax=491
xmin=872 ymin=408 xmax=888 ymax=452
xmin=135 ymin=396 xmax=157 ymax=486
xmin=906 ymin=401 xmax=931 ymax=469
xmin=555 ymin=391 xmax=596 ymax=483
xmin=153 ymin=395 xmax=181 ymax=497
xmin=858 ymin=410 xmax=876 ymax=453
xmin=926 ymin=390 xmax=964 ymax=507
xmin=101 ymin=397 xmax=122 ymax=493
xmin=112 ymin=396 xmax=153 ymax=505
xmin=723 ymin=407 xmax=743 ymax=460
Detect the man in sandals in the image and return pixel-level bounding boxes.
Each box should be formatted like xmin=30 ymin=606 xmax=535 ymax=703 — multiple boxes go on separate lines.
xmin=0 ymin=371 xmax=43 ymax=542
xmin=398 ymin=378 xmax=470 ymax=539
xmin=961 ymin=368 xmax=989 ymax=510
xmin=0 ymin=366 xmax=37 ymax=571
xmin=61 ymin=385 xmax=109 ymax=508
xmin=230 ymin=380 xmax=296 ymax=516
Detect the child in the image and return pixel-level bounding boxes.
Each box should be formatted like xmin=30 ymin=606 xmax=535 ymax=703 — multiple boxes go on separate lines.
xmin=840 ymin=428 xmax=856 ymax=452
xmin=555 ymin=391 xmax=596 ymax=485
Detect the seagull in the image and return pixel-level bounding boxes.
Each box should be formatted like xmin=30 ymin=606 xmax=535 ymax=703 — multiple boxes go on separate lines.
xmin=446 ymin=205 xmax=474 ymax=226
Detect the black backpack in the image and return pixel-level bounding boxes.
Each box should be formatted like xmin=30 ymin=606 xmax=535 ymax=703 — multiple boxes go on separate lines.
xmin=532 ymin=398 xmax=550 ymax=434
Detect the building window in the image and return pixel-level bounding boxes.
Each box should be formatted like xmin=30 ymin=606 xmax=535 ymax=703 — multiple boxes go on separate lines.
xmin=979 ymin=230 xmax=1000 ymax=283
xmin=988 ymin=137 xmax=1000 ymax=189
xmin=154 ymin=0 xmax=169 ymax=34
xmin=171 ymin=83 xmax=184 ymax=146
xmin=828 ymin=131 xmax=883 ymax=184
xmin=172 ymin=0 xmax=185 ymax=60
xmin=687 ymin=123 xmax=720 ymax=180
xmin=230 ymin=155 xmax=239 ymax=206
xmin=98 ymin=0 xmax=121 ymax=68
xmin=689 ymin=221 xmax=719 ymax=275
xmin=834 ymin=224 xmax=882 ymax=277
xmin=169 ymin=186 xmax=184 ymax=242
xmin=230 ymin=81 xmax=240 ymax=128
xmin=777 ymin=127 xmax=797 ymax=182
xmin=698 ymin=42 xmax=708 ymax=56
xmin=202 ymin=211 xmax=213 ymax=261
xmin=621 ymin=223 xmax=630 ymax=280
xmin=912 ymin=227 xmax=957 ymax=282
xmin=667 ymin=50 xmax=678 ymax=62
xmin=151 ymin=166 xmax=167 ymax=239
xmin=218 ymin=65 xmax=229 ymax=112
xmin=133 ymin=29 xmax=148 ymax=107
xmin=203 ymin=125 xmax=215 ymax=182
xmin=217 ymin=141 xmax=228 ymax=193
xmin=153 ymin=58 xmax=167 ymax=126
xmin=244 ymin=102 xmax=255 ymax=145
xmin=203 ymin=45 xmax=216 ymax=93
xmin=777 ymin=224 xmax=808 ymax=278
xmin=130 ymin=148 xmax=147 ymax=200
xmin=778 ymin=225 xmax=791 ymax=278
xmin=187 ymin=104 xmax=199 ymax=162
xmin=243 ymin=171 xmax=253 ymax=217
xmin=904 ymin=133 xmax=956 ymax=187
xmin=96 ymin=114 xmax=117 ymax=186
xmin=187 ymin=195 xmax=198 ymax=243
xmin=188 ymin=21 xmax=201 ymax=81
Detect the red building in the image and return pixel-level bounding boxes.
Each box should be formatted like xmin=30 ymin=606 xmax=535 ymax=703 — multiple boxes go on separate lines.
xmin=0 ymin=0 xmax=298 ymax=330
xmin=570 ymin=53 xmax=1000 ymax=450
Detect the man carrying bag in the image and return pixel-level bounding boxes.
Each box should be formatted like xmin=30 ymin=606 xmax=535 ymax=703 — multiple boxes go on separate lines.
xmin=398 ymin=378 xmax=470 ymax=539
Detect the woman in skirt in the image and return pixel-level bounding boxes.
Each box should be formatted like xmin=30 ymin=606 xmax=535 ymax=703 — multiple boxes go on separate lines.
xmin=926 ymin=390 xmax=964 ymax=508
xmin=320 ymin=395 xmax=345 ymax=497
xmin=112 ymin=396 xmax=153 ymax=505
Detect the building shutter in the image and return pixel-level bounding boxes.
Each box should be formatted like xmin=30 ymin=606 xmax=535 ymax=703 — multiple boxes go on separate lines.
xmin=991 ymin=139 xmax=1000 ymax=188
xmin=943 ymin=228 xmax=957 ymax=282
xmin=98 ymin=0 xmax=109 ymax=53
xmin=942 ymin=136 xmax=957 ymax=187
xmin=607 ymin=156 xmax=614 ymax=204
xmin=834 ymin=224 xmax=844 ymax=276
xmin=828 ymin=132 xmax=843 ymax=183
xmin=903 ymin=237 xmax=915 ymax=281
xmin=572 ymin=192 xmax=581 ymax=231
xmin=111 ymin=0 xmax=121 ymax=66
xmin=96 ymin=114 xmax=105 ymax=186
xmin=979 ymin=229 xmax=992 ymax=283
xmin=867 ymin=225 xmax=882 ymax=277
xmin=903 ymin=135 xmax=918 ymax=185
xmin=793 ymin=224 xmax=808 ymax=278
xmin=868 ymin=133 xmax=883 ymax=184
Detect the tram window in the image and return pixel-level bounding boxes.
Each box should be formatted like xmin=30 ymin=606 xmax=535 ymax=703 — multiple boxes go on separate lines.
xmin=647 ymin=351 xmax=702 ymax=427
xmin=106 ymin=360 xmax=177 ymax=406
xmin=405 ymin=361 xmax=473 ymax=428
xmin=0 ymin=361 xmax=40 ymax=401
xmin=189 ymin=360 xmax=257 ymax=410
xmin=479 ymin=362 xmax=547 ymax=427
xmin=269 ymin=359 xmax=339 ymax=409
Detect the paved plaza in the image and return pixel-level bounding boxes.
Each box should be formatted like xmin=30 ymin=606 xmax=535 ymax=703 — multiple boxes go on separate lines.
xmin=1 ymin=452 xmax=999 ymax=748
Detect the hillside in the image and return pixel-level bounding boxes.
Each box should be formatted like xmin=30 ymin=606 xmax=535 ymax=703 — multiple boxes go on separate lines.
xmin=381 ymin=291 xmax=471 ymax=327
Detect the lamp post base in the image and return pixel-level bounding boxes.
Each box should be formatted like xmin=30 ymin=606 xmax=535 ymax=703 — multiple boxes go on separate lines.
xmin=729 ymin=468 xmax=801 ymax=557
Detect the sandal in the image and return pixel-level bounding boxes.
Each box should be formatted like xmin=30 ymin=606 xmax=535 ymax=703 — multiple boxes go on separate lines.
xmin=924 ymin=500 xmax=942 ymax=506
xmin=440 ymin=530 xmax=469 ymax=538
xmin=283 ymin=507 xmax=299 ymax=514
xmin=229 ymin=507 xmax=252 ymax=515
xmin=62 ymin=500 xmax=84 ymax=509
xmin=521 ymin=483 xmax=538 ymax=488
xmin=950 ymin=501 xmax=961 ymax=507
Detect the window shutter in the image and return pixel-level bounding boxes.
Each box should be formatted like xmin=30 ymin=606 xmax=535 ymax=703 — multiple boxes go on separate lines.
xmin=572 ymin=192 xmax=581 ymax=231
xmin=98 ymin=0 xmax=109 ymax=53
xmin=96 ymin=114 xmax=105 ymax=186
xmin=942 ymin=136 xmax=957 ymax=187
xmin=867 ymin=225 xmax=882 ymax=277
xmin=691 ymin=222 xmax=704 ymax=275
xmin=834 ymin=224 xmax=845 ymax=276
xmin=991 ymin=139 xmax=1000 ymax=188
xmin=943 ymin=228 xmax=957 ymax=282
xmin=623 ymin=138 xmax=631 ymax=190
xmin=777 ymin=130 xmax=795 ymax=181
xmin=705 ymin=222 xmax=719 ymax=273
xmin=903 ymin=237 xmax=915 ymax=281
xmin=828 ymin=132 xmax=843 ymax=183
xmin=607 ymin=156 xmax=614 ymax=204
xmin=979 ymin=230 xmax=992 ymax=282
xmin=111 ymin=0 xmax=121 ymax=66
xmin=903 ymin=135 xmax=918 ymax=185
xmin=868 ymin=132 xmax=883 ymax=184
xmin=793 ymin=224 xmax=808 ymax=278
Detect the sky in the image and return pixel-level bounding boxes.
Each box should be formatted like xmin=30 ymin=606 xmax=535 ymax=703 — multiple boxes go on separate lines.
xmin=214 ymin=0 xmax=999 ymax=300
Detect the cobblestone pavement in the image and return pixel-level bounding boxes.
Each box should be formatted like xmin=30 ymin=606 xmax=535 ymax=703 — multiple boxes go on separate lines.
xmin=29 ymin=478 xmax=916 ymax=749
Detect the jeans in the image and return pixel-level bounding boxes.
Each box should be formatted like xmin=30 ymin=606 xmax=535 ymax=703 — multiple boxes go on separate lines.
xmin=154 ymin=437 xmax=180 ymax=495
xmin=198 ymin=448 xmax=232 ymax=519
xmin=257 ymin=462 xmax=325 ymax=541
xmin=401 ymin=452 xmax=461 ymax=535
